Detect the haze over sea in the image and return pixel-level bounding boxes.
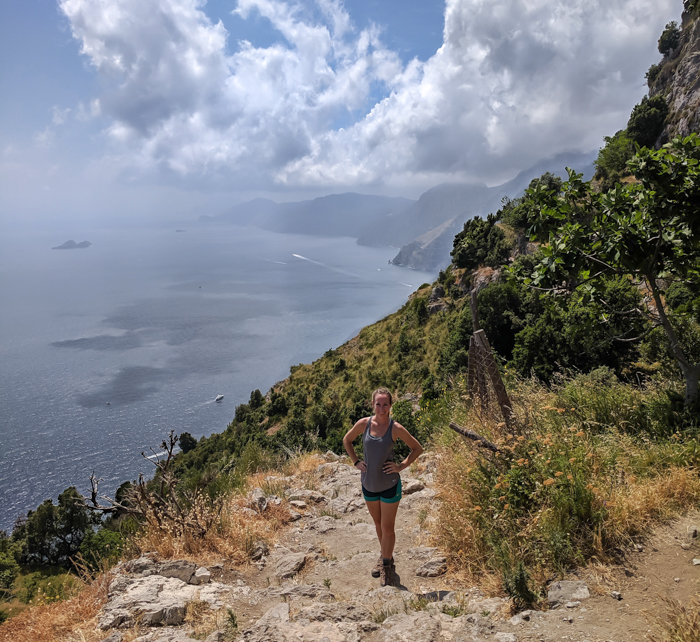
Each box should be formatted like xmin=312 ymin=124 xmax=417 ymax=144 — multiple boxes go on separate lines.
xmin=0 ymin=223 xmax=433 ymax=531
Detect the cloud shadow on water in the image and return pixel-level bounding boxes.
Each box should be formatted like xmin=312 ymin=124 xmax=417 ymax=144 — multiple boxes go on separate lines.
xmin=77 ymin=366 xmax=168 ymax=407
xmin=52 ymin=333 xmax=142 ymax=351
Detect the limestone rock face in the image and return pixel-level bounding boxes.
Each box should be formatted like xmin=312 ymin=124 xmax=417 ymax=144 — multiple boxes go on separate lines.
xmin=650 ymin=3 xmax=700 ymax=142
xmin=99 ymin=575 xmax=230 ymax=630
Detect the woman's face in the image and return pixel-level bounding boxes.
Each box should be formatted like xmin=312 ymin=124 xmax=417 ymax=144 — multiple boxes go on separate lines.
xmin=373 ymin=394 xmax=392 ymax=416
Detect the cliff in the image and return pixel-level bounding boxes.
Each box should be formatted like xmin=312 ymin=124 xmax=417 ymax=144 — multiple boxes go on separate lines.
xmin=649 ymin=0 xmax=700 ymax=142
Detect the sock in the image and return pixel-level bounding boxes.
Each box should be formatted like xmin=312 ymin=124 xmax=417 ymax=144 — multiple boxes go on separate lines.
xmin=382 ymin=557 xmax=392 ymax=566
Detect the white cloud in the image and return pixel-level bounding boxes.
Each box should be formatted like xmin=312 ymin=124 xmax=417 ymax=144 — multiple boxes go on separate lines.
xmin=58 ymin=0 xmax=681 ymax=190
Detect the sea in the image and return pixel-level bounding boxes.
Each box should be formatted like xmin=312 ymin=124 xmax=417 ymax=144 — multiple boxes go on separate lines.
xmin=0 ymin=222 xmax=434 ymax=531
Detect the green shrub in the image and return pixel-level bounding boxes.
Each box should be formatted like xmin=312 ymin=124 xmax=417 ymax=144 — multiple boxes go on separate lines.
xmin=451 ymin=214 xmax=512 ymax=271
xmin=658 ymin=21 xmax=681 ymax=54
xmin=593 ymin=130 xmax=635 ymax=190
xmin=646 ymin=63 xmax=662 ymax=86
xmin=627 ymin=95 xmax=668 ymax=148
xmin=78 ymin=529 xmax=124 ymax=572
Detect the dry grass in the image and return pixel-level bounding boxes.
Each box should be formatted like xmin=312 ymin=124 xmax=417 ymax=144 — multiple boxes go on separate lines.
xmin=132 ymin=451 xmax=327 ymax=564
xmin=647 ymin=595 xmax=700 ymax=642
xmin=428 ymin=374 xmax=700 ymax=597
xmin=603 ymin=467 xmax=700 ymax=544
xmin=0 ymin=451 xmax=329 ymax=638
xmin=0 ymin=572 xmax=109 ymax=642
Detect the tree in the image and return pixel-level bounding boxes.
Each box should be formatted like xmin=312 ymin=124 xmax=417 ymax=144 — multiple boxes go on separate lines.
xmin=178 ymin=431 xmax=198 ymax=454
xmin=518 ymin=135 xmax=700 ymax=407
xmin=451 ymin=213 xmax=512 ymax=270
xmin=593 ymin=130 xmax=636 ymax=191
xmin=658 ymin=21 xmax=681 ymax=54
xmin=627 ymin=95 xmax=668 ymax=148
xmin=16 ymin=487 xmax=100 ymax=567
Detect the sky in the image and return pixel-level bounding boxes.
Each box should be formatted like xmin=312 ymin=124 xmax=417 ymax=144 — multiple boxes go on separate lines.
xmin=0 ymin=0 xmax=684 ymax=227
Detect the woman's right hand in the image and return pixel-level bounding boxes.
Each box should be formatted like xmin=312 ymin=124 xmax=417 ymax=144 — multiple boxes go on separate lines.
xmin=354 ymin=460 xmax=367 ymax=473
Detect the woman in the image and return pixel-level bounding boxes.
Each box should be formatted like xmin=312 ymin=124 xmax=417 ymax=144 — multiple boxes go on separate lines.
xmin=343 ymin=387 xmax=423 ymax=587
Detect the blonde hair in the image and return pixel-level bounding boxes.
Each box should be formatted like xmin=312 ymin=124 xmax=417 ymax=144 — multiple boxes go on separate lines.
xmin=371 ymin=387 xmax=393 ymax=404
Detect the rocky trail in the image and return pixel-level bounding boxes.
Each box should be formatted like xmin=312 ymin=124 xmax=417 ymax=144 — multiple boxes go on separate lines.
xmin=97 ymin=453 xmax=700 ymax=642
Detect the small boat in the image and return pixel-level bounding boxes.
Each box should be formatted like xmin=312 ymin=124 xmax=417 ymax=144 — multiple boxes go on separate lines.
xmin=215 ymin=395 xmax=224 ymax=402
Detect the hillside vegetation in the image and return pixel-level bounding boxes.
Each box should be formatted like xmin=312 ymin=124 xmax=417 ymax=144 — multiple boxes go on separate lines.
xmin=2 ymin=6 xmax=700 ymax=638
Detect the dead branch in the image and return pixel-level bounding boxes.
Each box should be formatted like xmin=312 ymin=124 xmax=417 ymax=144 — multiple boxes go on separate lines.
xmin=449 ymin=422 xmax=502 ymax=453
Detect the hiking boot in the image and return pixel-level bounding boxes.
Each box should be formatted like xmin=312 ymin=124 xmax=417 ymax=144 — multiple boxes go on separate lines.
xmin=379 ymin=559 xmax=395 ymax=587
xmin=371 ymin=554 xmax=383 ymax=578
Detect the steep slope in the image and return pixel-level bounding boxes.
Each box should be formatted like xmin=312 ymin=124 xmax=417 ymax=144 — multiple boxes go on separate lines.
xmin=202 ymin=193 xmax=414 ymax=239
xmin=649 ymin=1 xmax=700 ymax=142
xmin=383 ymin=152 xmax=595 ymax=270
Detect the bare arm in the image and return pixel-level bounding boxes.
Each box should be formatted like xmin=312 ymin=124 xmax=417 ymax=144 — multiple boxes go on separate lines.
xmin=343 ymin=418 xmax=369 ymax=473
xmin=383 ymin=422 xmax=423 ymax=474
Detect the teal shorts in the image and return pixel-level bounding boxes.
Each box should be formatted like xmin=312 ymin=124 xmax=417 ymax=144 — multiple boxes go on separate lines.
xmin=362 ymin=478 xmax=402 ymax=503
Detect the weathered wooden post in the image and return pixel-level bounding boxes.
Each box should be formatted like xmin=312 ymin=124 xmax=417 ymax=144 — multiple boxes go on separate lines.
xmin=466 ymin=288 xmax=515 ymax=429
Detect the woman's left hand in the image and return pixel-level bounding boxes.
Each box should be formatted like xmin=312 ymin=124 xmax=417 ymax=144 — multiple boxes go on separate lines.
xmin=382 ymin=462 xmax=402 ymax=474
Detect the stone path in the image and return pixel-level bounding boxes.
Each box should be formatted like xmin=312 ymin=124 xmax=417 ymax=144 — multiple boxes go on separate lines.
xmin=95 ymin=454 xmax=700 ymax=642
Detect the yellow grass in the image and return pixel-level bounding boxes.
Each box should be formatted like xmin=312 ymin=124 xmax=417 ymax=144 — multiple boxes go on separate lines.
xmin=648 ymin=595 xmax=700 ymax=642
xmin=132 ymin=451 xmax=326 ymax=563
xmin=0 ymin=573 xmax=109 ymax=642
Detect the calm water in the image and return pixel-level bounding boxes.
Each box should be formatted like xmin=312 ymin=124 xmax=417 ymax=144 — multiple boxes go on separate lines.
xmin=0 ymin=223 xmax=433 ymax=531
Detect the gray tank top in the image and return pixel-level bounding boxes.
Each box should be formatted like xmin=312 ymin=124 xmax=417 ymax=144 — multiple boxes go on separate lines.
xmin=361 ymin=417 xmax=400 ymax=493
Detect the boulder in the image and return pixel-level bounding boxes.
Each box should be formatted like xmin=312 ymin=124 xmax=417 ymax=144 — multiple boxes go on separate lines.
xmin=275 ymin=552 xmax=307 ymax=579
xmin=547 ymin=581 xmax=590 ymax=607
xmin=402 ymin=479 xmax=426 ymax=495
xmin=190 ymin=567 xmax=211 ymax=585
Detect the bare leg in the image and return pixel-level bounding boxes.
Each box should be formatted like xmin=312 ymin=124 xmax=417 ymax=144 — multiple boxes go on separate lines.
xmin=365 ymin=500 xmax=383 ymax=550
xmin=379 ymin=500 xmax=400 ymax=560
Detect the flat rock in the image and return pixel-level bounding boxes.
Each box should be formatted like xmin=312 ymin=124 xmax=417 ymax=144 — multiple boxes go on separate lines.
xmin=289 ymin=500 xmax=307 ymax=509
xmin=416 ymin=556 xmax=448 ymax=577
xmin=308 ymin=516 xmax=339 ymax=532
xmin=99 ymin=575 xmax=230 ymax=630
xmin=495 ymin=634 xmax=518 ymax=642
xmin=275 ymin=552 xmax=307 ymax=579
xmin=135 ymin=628 xmax=198 ymax=642
xmin=297 ymin=603 xmax=372 ymax=622
xmin=380 ymin=612 xmax=441 ymax=641
xmin=287 ymin=489 xmax=329 ymax=503
xmin=257 ymin=602 xmax=290 ymax=626
xmin=158 ymin=560 xmax=196 ymax=583
xmin=124 ymin=557 xmax=157 ymax=576
xmin=547 ymin=580 xmax=590 ymax=607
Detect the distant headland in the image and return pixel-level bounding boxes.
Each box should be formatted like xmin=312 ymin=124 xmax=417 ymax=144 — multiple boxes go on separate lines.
xmin=52 ymin=240 xmax=92 ymax=250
